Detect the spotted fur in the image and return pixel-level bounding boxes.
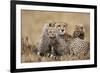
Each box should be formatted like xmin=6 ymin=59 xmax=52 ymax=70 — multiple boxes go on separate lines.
xmin=68 ymin=38 xmax=90 ymax=58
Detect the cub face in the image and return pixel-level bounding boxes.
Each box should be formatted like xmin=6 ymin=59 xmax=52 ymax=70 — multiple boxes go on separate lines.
xmin=55 ymin=22 xmax=67 ymax=36
xmin=73 ymin=24 xmax=85 ymax=39
xmin=47 ymin=27 xmax=56 ymax=38
xmin=44 ymin=21 xmax=56 ymax=38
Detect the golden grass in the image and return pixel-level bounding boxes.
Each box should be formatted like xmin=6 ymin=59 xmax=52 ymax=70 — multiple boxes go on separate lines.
xmin=21 ymin=43 xmax=90 ymax=63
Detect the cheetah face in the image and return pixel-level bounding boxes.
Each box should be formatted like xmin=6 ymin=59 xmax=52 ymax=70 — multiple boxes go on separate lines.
xmin=43 ymin=21 xmax=56 ymax=38
xmin=47 ymin=27 xmax=56 ymax=38
xmin=56 ymin=22 xmax=67 ymax=36
xmin=47 ymin=22 xmax=56 ymax=38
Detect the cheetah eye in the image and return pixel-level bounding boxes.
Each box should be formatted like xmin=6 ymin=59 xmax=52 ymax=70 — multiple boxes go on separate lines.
xmin=49 ymin=23 xmax=52 ymax=27
xmin=63 ymin=25 xmax=65 ymax=27
xmin=80 ymin=27 xmax=83 ymax=30
xmin=58 ymin=25 xmax=60 ymax=27
xmin=52 ymin=23 xmax=55 ymax=27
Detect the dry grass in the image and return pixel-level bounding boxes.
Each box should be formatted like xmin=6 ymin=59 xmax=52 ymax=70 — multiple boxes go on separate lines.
xmin=21 ymin=31 xmax=90 ymax=63
xmin=21 ymin=37 xmax=90 ymax=63
xmin=21 ymin=52 xmax=90 ymax=63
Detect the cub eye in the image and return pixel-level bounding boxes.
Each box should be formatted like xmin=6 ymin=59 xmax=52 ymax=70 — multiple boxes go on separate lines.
xmin=58 ymin=25 xmax=60 ymax=27
xmin=52 ymin=24 xmax=55 ymax=27
xmin=49 ymin=23 xmax=52 ymax=27
xmin=63 ymin=25 xmax=65 ymax=27
xmin=80 ymin=27 xmax=83 ymax=30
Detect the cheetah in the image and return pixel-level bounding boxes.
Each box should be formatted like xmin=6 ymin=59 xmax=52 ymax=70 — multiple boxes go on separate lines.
xmin=68 ymin=38 xmax=90 ymax=59
xmin=37 ymin=21 xmax=58 ymax=57
xmin=55 ymin=22 xmax=72 ymax=55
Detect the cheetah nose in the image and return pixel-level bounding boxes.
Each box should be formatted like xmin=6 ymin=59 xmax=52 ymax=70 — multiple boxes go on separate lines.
xmin=62 ymin=29 xmax=64 ymax=32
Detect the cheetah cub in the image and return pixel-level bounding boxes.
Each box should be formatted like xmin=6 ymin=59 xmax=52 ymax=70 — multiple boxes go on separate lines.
xmin=55 ymin=22 xmax=72 ymax=55
xmin=37 ymin=21 xmax=58 ymax=57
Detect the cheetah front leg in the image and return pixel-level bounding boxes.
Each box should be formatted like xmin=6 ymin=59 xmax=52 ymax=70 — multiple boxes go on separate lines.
xmin=50 ymin=46 xmax=55 ymax=57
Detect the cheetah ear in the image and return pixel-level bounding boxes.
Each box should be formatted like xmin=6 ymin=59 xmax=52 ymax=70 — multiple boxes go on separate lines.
xmin=64 ymin=23 xmax=68 ymax=27
xmin=52 ymin=22 xmax=56 ymax=27
xmin=66 ymin=24 xmax=68 ymax=27
xmin=75 ymin=24 xmax=78 ymax=27
xmin=55 ymin=23 xmax=58 ymax=27
xmin=79 ymin=24 xmax=84 ymax=30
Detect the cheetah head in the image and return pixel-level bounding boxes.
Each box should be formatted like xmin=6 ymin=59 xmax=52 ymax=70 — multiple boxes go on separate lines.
xmin=55 ymin=22 xmax=68 ymax=36
xmin=43 ymin=21 xmax=56 ymax=38
xmin=75 ymin=24 xmax=84 ymax=32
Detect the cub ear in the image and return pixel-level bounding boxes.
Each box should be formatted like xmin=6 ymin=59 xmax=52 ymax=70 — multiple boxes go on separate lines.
xmin=79 ymin=24 xmax=84 ymax=29
xmin=64 ymin=23 xmax=68 ymax=27
xmin=55 ymin=23 xmax=59 ymax=27
xmin=75 ymin=24 xmax=78 ymax=27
